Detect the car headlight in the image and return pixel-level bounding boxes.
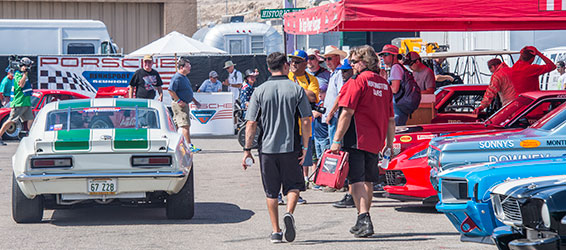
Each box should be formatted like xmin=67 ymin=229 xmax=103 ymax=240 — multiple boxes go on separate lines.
xmin=409 ymin=149 xmax=427 ymax=160
xmin=541 ymin=202 xmax=551 ymax=228
xmin=492 ymin=194 xmax=504 ymax=221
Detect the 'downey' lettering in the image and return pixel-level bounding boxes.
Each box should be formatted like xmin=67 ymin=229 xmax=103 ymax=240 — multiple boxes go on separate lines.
xmin=488 ymin=153 xmax=551 ymax=162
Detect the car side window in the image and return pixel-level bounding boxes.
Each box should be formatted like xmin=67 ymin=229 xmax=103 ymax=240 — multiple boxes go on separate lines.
xmin=439 ymin=91 xmax=484 ymax=113
xmin=511 ymin=99 xmax=566 ymax=128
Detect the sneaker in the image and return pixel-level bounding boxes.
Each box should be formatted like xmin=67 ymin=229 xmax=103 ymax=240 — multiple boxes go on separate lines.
xmin=353 ymin=213 xmax=374 ymax=238
xmin=283 ymin=212 xmax=296 ymax=242
xmin=297 ymin=196 xmax=307 ymax=205
xmin=312 ymin=184 xmax=323 ymax=191
xmin=278 ymin=193 xmax=285 ymax=205
xmin=0 ymin=140 xmax=6 ymax=146
xmin=334 ymin=194 xmax=355 ymax=208
xmin=270 ymin=232 xmax=283 ymax=243
xmin=189 ymin=144 xmax=201 ymax=153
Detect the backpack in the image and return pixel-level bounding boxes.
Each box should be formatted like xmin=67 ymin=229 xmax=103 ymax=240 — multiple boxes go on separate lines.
xmin=393 ymin=63 xmax=421 ymax=114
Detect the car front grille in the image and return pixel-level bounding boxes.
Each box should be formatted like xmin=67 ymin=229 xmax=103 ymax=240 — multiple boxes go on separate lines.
xmin=499 ymin=195 xmax=523 ymax=224
xmin=385 ymin=170 xmax=406 ymax=186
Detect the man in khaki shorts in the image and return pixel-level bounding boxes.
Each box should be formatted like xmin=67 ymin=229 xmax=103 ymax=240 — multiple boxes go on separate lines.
xmin=0 ymin=58 xmax=34 ymax=145
xmin=168 ymin=56 xmax=202 ymax=152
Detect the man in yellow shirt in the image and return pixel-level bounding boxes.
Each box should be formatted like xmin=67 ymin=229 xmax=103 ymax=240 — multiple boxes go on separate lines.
xmin=284 ymin=50 xmax=319 ymax=204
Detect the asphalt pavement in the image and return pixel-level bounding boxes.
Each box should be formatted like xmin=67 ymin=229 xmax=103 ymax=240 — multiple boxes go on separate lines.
xmin=0 ymin=136 xmax=493 ymax=249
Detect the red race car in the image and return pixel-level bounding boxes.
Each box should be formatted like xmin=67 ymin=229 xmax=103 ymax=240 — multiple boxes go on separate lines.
xmin=393 ymin=90 xmax=566 ymax=155
xmin=431 ymin=84 xmax=495 ymax=123
xmin=385 ymin=91 xmax=566 ymax=204
xmin=0 ymin=89 xmax=89 ymax=140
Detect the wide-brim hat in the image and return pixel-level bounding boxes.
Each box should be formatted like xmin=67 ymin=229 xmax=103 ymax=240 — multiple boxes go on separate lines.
xmin=323 ymin=45 xmax=347 ymax=59
xmin=378 ymin=44 xmax=399 ymax=55
xmin=306 ymin=48 xmax=324 ymax=62
xmin=224 ymin=60 xmax=236 ymax=69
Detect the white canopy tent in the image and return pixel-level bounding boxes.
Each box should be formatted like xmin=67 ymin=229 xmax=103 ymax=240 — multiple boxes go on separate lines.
xmin=128 ymin=31 xmax=227 ymax=56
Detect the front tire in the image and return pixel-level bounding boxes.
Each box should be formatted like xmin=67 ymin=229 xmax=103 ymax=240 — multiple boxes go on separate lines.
xmin=166 ymin=166 xmax=194 ymax=220
xmin=12 ymin=175 xmax=43 ymax=223
xmin=1 ymin=116 xmax=22 ymax=140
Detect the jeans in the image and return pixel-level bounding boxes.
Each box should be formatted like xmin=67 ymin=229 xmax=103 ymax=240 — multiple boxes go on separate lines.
xmin=327 ymin=116 xmax=337 ymax=142
xmin=394 ymin=104 xmax=410 ymax=126
xmin=314 ymin=137 xmax=330 ymax=159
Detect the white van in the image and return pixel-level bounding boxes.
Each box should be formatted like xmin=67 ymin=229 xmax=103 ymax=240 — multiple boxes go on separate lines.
xmin=537 ymin=46 xmax=566 ymax=90
xmin=0 ymin=19 xmax=119 ymax=55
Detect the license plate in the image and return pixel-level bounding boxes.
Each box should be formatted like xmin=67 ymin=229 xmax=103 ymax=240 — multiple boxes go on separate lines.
xmin=87 ymin=178 xmax=117 ymax=195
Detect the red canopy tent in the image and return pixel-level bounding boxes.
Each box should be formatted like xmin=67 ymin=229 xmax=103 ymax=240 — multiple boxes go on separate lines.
xmin=284 ymin=0 xmax=566 ymax=35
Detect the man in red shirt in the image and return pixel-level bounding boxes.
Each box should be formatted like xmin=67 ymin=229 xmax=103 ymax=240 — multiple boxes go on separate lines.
xmin=330 ymin=45 xmax=395 ymax=238
xmin=511 ymin=46 xmax=555 ymax=94
xmin=473 ymin=58 xmax=516 ymax=115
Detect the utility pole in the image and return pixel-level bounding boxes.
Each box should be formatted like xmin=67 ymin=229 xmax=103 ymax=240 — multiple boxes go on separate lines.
xmin=225 ymin=0 xmax=228 ymax=15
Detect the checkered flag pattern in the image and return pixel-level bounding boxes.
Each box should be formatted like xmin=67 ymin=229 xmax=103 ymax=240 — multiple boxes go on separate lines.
xmin=37 ymin=70 xmax=97 ymax=94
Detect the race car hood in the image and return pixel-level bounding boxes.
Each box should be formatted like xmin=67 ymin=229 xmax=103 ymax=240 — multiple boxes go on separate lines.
xmin=490 ymin=174 xmax=566 ymax=199
xmin=395 ymin=122 xmax=486 ymax=135
xmin=431 ymin=128 xmax=547 ymax=152
xmin=439 ymin=156 xmax=566 ymax=202
xmin=34 ymin=128 xmax=169 ymax=154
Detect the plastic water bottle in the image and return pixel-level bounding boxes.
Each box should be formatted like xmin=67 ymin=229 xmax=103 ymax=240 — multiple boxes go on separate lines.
xmin=245 ymin=157 xmax=254 ymax=167
xmin=380 ymin=148 xmax=391 ymax=169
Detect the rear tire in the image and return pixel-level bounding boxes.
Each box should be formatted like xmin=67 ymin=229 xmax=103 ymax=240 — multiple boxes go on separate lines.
xmin=12 ymin=175 xmax=43 ymax=223
xmin=1 ymin=116 xmax=22 ymax=140
xmin=166 ymin=166 xmax=194 ymax=220
xmin=237 ymin=122 xmax=259 ymax=149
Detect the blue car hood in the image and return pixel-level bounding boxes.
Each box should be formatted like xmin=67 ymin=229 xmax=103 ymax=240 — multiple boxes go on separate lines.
xmin=431 ymin=128 xmax=545 ymax=152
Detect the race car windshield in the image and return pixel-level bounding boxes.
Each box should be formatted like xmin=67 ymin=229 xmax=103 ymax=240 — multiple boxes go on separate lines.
xmin=531 ymin=102 xmax=566 ymax=130
xmin=45 ymin=107 xmax=159 ymax=131
xmin=485 ymin=96 xmax=534 ymax=127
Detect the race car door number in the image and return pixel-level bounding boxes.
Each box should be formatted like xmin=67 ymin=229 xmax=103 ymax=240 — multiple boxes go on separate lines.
xmin=88 ymin=178 xmax=117 ymax=195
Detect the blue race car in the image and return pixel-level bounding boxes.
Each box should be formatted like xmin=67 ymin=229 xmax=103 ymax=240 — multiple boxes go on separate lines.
xmin=431 ymin=102 xmax=566 ymax=244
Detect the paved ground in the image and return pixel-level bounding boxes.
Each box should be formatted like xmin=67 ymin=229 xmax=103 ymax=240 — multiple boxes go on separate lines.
xmin=0 ymin=136 xmax=494 ymax=249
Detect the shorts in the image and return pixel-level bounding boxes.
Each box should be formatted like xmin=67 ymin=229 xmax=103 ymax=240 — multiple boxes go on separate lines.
xmin=8 ymin=106 xmax=34 ymax=122
xmin=345 ymin=148 xmax=379 ymax=184
xmin=171 ymin=102 xmax=191 ymax=127
xmin=302 ymin=138 xmax=314 ymax=167
xmin=259 ymin=151 xmax=306 ymax=198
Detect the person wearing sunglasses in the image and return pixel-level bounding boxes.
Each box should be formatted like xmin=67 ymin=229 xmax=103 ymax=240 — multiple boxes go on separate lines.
xmin=306 ymin=48 xmax=330 ymax=92
xmin=379 ymin=45 xmax=421 ymax=126
xmin=330 ymin=45 xmax=395 ymax=238
xmin=404 ymin=52 xmax=435 ymax=94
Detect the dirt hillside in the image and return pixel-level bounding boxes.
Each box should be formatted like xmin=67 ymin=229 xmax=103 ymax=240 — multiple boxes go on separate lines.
xmin=197 ymin=0 xmax=312 ymax=28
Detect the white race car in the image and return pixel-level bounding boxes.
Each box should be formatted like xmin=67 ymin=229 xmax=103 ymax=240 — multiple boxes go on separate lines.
xmin=12 ymin=98 xmax=194 ymax=223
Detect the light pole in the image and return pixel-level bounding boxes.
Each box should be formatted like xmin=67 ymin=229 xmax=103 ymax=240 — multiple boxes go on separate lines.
xmin=225 ymin=0 xmax=228 ymax=15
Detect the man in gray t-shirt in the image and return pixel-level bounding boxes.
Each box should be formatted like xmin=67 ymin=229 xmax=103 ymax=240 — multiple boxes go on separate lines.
xmin=241 ymin=52 xmax=312 ymax=244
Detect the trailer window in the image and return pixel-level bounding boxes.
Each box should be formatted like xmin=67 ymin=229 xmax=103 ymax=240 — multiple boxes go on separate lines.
xmin=67 ymin=43 xmax=95 ymax=54
xmin=229 ymin=40 xmax=243 ymax=54
xmin=251 ymin=36 xmax=264 ymax=54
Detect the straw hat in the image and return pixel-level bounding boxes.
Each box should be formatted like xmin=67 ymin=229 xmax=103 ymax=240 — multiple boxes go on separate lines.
xmin=323 ymin=45 xmax=347 ymax=59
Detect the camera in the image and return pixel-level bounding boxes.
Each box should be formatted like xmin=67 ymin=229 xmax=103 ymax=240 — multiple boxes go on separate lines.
xmin=311 ymin=102 xmax=326 ymax=114
xmin=8 ymin=55 xmax=34 ymax=72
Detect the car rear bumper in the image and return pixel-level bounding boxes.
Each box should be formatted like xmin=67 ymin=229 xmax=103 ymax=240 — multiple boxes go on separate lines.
xmin=16 ymin=170 xmax=189 ymax=198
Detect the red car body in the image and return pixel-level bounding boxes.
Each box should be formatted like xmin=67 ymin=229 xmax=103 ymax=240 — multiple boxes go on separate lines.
xmin=393 ymin=90 xmax=566 ymax=155
xmin=0 ymin=89 xmax=89 ymax=140
xmin=95 ymin=86 xmax=129 ymax=98
xmin=431 ymin=84 xmax=493 ymax=124
xmin=386 ymin=91 xmax=566 ymax=204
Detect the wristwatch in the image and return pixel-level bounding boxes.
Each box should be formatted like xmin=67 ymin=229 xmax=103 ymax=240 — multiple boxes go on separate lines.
xmin=243 ymin=148 xmax=252 ymax=152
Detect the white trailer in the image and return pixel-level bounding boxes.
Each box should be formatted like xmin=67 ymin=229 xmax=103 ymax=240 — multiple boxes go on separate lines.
xmin=192 ymin=22 xmax=283 ymax=55
xmin=0 ymin=19 xmax=119 ymax=55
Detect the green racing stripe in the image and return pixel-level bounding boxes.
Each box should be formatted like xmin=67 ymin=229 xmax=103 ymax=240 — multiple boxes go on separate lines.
xmin=54 ymin=129 xmax=91 ymax=151
xmin=116 ymin=99 xmax=148 ymax=108
xmin=113 ymin=128 xmax=149 ymax=150
xmin=57 ymin=99 xmax=92 ymax=110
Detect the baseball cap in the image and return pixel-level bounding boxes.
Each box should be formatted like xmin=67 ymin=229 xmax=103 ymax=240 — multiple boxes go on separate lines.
xmin=378 ymin=44 xmax=399 ymax=55
xmin=288 ymin=50 xmax=308 ymax=61
xmin=143 ymin=54 xmax=153 ymax=61
xmin=209 ymin=71 xmax=218 ymax=78
xmin=403 ymin=52 xmax=421 ymax=65
xmin=306 ymin=48 xmax=324 ymax=62
xmin=336 ymin=59 xmax=352 ymax=70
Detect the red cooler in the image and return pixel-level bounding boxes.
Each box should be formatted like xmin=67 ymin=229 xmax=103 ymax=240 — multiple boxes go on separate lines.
xmin=313 ymin=150 xmax=349 ymax=189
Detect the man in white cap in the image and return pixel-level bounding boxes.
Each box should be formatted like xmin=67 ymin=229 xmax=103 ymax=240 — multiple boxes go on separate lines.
xmin=306 ymin=48 xmax=330 ymax=91
xmin=128 ymin=54 xmax=163 ymax=101
xmin=198 ymin=71 xmax=222 ymax=93
xmin=322 ymin=45 xmax=347 ymax=141
xmin=223 ymin=60 xmax=243 ymax=102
